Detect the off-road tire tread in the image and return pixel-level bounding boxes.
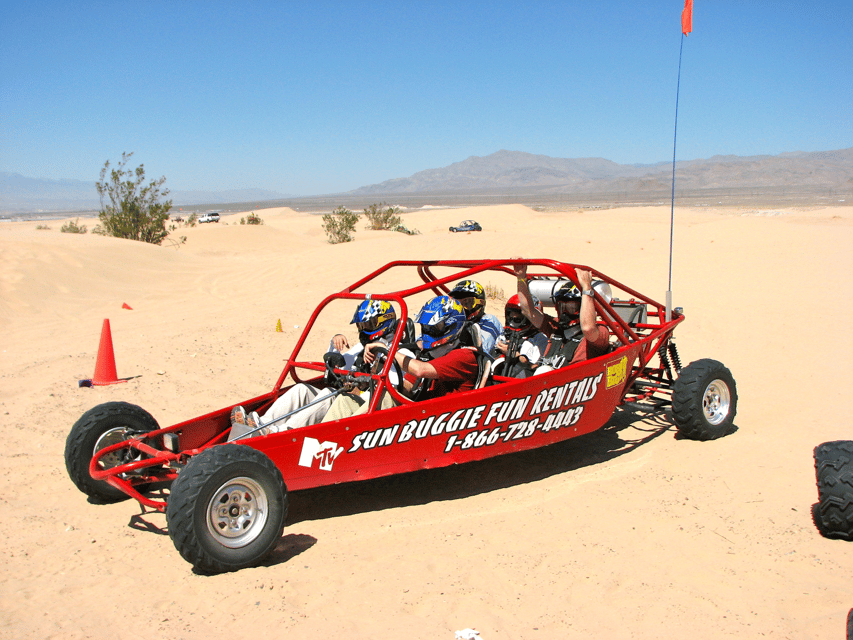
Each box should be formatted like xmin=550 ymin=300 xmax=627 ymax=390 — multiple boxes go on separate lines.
xmin=813 ymin=440 xmax=853 ymax=540
xmin=167 ymin=444 xmax=287 ymax=573
xmin=64 ymin=401 xmax=158 ymax=502
xmin=672 ymin=359 xmax=737 ymax=441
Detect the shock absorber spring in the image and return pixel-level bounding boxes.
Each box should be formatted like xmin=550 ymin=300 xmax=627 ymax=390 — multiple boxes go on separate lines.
xmin=658 ymin=343 xmax=673 ymax=380
xmin=668 ymin=342 xmax=682 ymax=374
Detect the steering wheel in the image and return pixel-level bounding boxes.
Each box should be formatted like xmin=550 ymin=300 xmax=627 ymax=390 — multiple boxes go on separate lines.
xmin=322 ymin=352 xmax=347 ymax=388
xmin=369 ymin=346 xmax=406 ymax=395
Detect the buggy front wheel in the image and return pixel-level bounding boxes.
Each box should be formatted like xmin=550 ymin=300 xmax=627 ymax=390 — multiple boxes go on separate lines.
xmin=672 ymin=359 xmax=737 ymax=440
xmin=167 ymin=444 xmax=287 ymax=573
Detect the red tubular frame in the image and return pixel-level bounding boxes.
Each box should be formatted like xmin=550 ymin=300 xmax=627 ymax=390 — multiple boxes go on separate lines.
xmin=88 ymin=258 xmax=684 ymax=509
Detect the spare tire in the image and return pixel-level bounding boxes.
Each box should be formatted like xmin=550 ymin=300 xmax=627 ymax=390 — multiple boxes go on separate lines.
xmin=813 ymin=440 xmax=853 ymax=540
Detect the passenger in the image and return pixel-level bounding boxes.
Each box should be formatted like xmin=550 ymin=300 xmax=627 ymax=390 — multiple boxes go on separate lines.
xmin=493 ymin=294 xmax=548 ymax=378
xmin=228 ymin=299 xmax=398 ymax=439
xmin=513 ymin=265 xmax=609 ymax=373
xmin=371 ymin=295 xmax=479 ymax=401
xmin=448 ymin=280 xmax=503 ymax=354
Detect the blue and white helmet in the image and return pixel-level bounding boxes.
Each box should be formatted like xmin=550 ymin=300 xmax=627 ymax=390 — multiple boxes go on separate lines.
xmin=351 ymin=299 xmax=397 ymax=345
xmin=415 ymin=296 xmax=467 ymax=350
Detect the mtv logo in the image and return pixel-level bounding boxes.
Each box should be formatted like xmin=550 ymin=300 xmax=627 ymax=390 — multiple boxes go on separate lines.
xmin=298 ymin=437 xmax=344 ymax=472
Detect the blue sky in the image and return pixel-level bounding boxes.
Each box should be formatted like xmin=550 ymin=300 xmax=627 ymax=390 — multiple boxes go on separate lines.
xmin=1 ymin=1 xmax=851 ymax=195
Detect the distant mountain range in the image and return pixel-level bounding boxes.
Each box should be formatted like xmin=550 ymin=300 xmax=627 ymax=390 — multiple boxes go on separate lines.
xmin=2 ymin=147 xmax=851 ymax=213
xmin=0 ymin=172 xmax=289 ymax=213
xmin=349 ymin=148 xmax=853 ymax=195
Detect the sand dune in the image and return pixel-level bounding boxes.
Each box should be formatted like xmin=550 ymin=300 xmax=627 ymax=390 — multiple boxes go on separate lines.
xmin=1 ymin=203 xmax=851 ymax=639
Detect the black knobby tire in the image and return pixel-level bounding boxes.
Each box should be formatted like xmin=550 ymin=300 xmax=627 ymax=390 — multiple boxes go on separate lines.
xmin=167 ymin=444 xmax=287 ymax=573
xmin=813 ymin=440 xmax=853 ymax=540
xmin=672 ymin=359 xmax=737 ymax=440
xmin=65 ymin=401 xmax=159 ymax=502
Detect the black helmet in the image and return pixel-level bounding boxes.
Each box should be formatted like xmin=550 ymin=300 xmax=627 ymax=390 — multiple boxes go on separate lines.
xmin=554 ymin=282 xmax=581 ymax=328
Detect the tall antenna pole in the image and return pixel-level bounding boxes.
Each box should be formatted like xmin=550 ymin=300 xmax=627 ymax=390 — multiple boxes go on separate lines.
xmin=667 ymin=33 xmax=685 ymax=323
xmin=668 ymin=0 xmax=693 ymax=322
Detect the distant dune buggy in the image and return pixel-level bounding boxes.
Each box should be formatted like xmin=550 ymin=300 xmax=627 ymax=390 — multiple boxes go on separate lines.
xmin=449 ymin=220 xmax=482 ymax=232
xmin=65 ymin=258 xmax=737 ymax=573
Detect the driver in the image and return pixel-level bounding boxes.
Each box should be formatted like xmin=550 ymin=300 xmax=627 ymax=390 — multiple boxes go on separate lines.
xmin=228 ymin=299 xmax=398 ymax=439
xmin=513 ymin=265 xmax=609 ymax=373
xmin=322 ymin=295 xmax=478 ymax=422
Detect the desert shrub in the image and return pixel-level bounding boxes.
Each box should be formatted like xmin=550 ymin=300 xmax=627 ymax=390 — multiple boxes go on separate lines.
xmin=322 ymin=206 xmax=359 ymax=244
xmin=394 ymin=224 xmax=421 ymax=235
xmin=241 ymin=212 xmax=264 ymax=225
xmin=61 ymin=219 xmax=87 ymax=234
xmin=96 ymin=151 xmax=171 ymax=244
xmin=485 ymin=283 xmax=504 ymax=300
xmin=186 ymin=213 xmax=197 ymax=227
xmin=35 ymin=224 xmax=51 ymax=230
xmin=363 ymin=202 xmax=402 ymax=230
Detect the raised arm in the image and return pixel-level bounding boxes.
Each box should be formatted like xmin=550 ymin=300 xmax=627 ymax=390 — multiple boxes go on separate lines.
xmin=513 ymin=261 xmax=546 ymax=329
xmin=575 ymin=268 xmax=599 ymax=342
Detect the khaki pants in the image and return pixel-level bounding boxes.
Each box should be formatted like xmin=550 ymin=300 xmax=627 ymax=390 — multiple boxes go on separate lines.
xmin=263 ymin=384 xmax=337 ymax=432
xmin=322 ymin=389 xmax=398 ymax=423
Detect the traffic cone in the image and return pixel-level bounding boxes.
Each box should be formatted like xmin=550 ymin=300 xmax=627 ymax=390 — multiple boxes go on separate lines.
xmin=122 ymin=302 xmax=133 ymax=310
xmin=92 ymin=319 xmax=126 ymax=385
xmin=276 ymin=319 xmax=283 ymax=332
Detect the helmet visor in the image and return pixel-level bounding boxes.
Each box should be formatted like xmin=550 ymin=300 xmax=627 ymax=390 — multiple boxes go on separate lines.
xmin=505 ymin=310 xmax=528 ymax=329
xmin=420 ymin=319 xmax=448 ymax=338
xmin=453 ymin=296 xmax=475 ymax=311
xmin=556 ymin=299 xmax=580 ymax=317
xmin=356 ymin=318 xmax=381 ymax=334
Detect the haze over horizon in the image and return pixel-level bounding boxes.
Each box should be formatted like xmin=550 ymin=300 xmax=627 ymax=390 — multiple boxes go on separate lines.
xmin=1 ymin=1 xmax=851 ymax=196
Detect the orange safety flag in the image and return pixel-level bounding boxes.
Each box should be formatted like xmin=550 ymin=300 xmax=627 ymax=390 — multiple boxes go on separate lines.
xmin=682 ymin=0 xmax=693 ymax=35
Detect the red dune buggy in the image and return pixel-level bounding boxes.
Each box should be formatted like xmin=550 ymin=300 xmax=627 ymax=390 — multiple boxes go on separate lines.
xmin=65 ymin=258 xmax=738 ymax=573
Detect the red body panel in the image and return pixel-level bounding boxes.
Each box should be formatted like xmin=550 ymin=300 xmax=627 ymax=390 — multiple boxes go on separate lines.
xmin=249 ymin=346 xmax=639 ymax=491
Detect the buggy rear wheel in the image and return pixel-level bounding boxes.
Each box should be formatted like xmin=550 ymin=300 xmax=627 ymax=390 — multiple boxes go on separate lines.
xmin=672 ymin=359 xmax=737 ymax=440
xmin=64 ymin=401 xmax=159 ymax=502
xmin=167 ymin=444 xmax=287 ymax=573
xmin=812 ymin=440 xmax=853 ymax=540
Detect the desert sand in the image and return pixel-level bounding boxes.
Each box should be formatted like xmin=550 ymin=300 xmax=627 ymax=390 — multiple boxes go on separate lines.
xmin=1 ymin=202 xmax=851 ymax=639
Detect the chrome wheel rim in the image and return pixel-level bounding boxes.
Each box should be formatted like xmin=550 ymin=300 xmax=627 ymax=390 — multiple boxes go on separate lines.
xmin=206 ymin=477 xmax=269 ymax=549
xmin=703 ymin=380 xmax=731 ymax=425
xmin=94 ymin=427 xmax=142 ymax=469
